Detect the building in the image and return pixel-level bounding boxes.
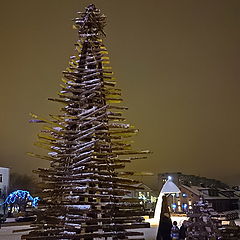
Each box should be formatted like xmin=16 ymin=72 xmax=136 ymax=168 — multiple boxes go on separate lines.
xmin=0 ymin=167 xmax=10 ymax=218
xmin=129 ymin=183 xmax=158 ymax=216
xmin=232 ymin=186 xmax=240 ymax=209
xmin=158 ymin=172 xmax=239 ymax=213
xmin=0 ymin=167 xmax=10 ymax=199
xmin=158 ymin=172 xmax=182 ymax=190
xmin=158 ymin=172 xmax=229 ymax=190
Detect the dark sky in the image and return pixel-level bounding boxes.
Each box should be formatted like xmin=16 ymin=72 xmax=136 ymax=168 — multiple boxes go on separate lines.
xmin=0 ymin=0 xmax=239 ymax=187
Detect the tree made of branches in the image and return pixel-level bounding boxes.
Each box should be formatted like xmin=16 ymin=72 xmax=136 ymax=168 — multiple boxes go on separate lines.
xmin=22 ymin=4 xmax=150 ymax=240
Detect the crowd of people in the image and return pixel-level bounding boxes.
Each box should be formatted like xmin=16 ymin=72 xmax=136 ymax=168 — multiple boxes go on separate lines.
xmin=156 ymin=213 xmax=187 ymax=240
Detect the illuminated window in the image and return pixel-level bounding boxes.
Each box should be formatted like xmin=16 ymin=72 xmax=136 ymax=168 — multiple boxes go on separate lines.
xmin=151 ymin=196 xmax=157 ymax=203
xmin=189 ymin=199 xmax=192 ymax=206
xmin=172 ymin=203 xmax=177 ymax=209
xmin=182 ymin=203 xmax=188 ymax=210
xmin=177 ymin=200 xmax=181 ymax=206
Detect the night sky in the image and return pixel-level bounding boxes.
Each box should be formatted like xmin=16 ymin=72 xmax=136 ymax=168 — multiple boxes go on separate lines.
xmin=0 ymin=0 xmax=239 ymax=188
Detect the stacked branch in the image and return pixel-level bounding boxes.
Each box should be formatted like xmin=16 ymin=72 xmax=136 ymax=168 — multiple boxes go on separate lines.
xmin=22 ymin=4 xmax=150 ymax=240
xmin=186 ymin=199 xmax=221 ymax=239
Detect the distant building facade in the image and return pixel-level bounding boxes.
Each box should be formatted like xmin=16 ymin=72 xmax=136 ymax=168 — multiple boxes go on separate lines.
xmin=0 ymin=167 xmax=10 ymax=199
xmin=232 ymin=186 xmax=240 ymax=209
xmin=158 ymin=172 xmax=239 ymax=213
xmin=158 ymin=172 xmax=229 ymax=190
xmin=129 ymin=183 xmax=158 ymax=216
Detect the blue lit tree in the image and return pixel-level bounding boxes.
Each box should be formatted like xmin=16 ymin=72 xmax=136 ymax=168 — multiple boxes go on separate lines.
xmin=1 ymin=190 xmax=39 ymax=216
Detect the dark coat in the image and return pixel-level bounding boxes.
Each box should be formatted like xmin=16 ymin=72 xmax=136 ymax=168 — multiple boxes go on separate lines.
xmin=156 ymin=216 xmax=173 ymax=240
xmin=179 ymin=225 xmax=187 ymax=239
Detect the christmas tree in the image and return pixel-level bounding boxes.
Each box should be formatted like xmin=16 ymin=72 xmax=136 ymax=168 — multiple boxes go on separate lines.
xmin=186 ymin=199 xmax=240 ymax=240
xmin=22 ymin=4 xmax=150 ymax=240
xmin=186 ymin=199 xmax=221 ymax=240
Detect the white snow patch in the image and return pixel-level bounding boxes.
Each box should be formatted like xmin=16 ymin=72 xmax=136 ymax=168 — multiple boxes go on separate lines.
xmin=66 ymin=205 xmax=91 ymax=210
xmin=53 ymin=127 xmax=62 ymax=131
xmin=48 ymin=152 xmax=58 ymax=156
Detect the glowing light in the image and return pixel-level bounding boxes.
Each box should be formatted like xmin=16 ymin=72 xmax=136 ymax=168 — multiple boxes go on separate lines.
xmin=172 ymin=203 xmax=177 ymax=209
xmin=182 ymin=203 xmax=188 ymax=209
xmin=0 ymin=190 xmax=40 ymax=208
xmin=168 ymin=176 xmax=172 ymax=180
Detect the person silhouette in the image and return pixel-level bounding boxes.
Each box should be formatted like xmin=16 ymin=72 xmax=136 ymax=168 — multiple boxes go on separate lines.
xmin=156 ymin=196 xmax=172 ymax=240
xmin=179 ymin=220 xmax=187 ymax=240
xmin=171 ymin=221 xmax=180 ymax=240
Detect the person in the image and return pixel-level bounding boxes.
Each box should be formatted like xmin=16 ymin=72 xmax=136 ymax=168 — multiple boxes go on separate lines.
xmin=171 ymin=221 xmax=180 ymax=240
xmin=179 ymin=220 xmax=187 ymax=240
xmin=156 ymin=213 xmax=173 ymax=240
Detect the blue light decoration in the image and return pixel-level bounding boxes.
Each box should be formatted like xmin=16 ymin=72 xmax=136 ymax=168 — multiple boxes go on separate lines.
xmin=182 ymin=203 xmax=188 ymax=210
xmin=0 ymin=190 xmax=40 ymax=208
xmin=172 ymin=203 xmax=177 ymax=209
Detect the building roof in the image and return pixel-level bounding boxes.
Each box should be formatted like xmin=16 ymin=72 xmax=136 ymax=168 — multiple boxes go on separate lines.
xmin=181 ymin=185 xmax=239 ymax=200
xmin=161 ymin=179 xmax=181 ymax=194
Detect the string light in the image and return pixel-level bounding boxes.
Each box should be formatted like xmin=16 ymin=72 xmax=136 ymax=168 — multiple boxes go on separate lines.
xmin=0 ymin=190 xmax=40 ymax=208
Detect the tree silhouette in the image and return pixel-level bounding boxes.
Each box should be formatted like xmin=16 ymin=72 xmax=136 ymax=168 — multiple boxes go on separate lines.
xmin=9 ymin=173 xmax=39 ymax=194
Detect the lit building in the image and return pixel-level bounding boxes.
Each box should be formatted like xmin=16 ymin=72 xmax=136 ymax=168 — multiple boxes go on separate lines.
xmin=0 ymin=167 xmax=10 ymax=198
xmin=158 ymin=172 xmax=229 ymax=190
xmin=158 ymin=172 xmax=239 ymax=213
xmin=129 ymin=183 xmax=158 ymax=217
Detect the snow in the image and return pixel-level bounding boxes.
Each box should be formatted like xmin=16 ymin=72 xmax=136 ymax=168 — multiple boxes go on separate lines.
xmin=51 ymin=146 xmax=61 ymax=150
xmin=154 ymin=180 xmax=180 ymax=221
xmin=48 ymin=152 xmax=58 ymax=157
xmin=65 ymin=196 xmax=79 ymax=200
xmin=63 ymin=231 xmax=76 ymax=235
xmin=160 ymin=179 xmax=181 ymax=194
xmin=52 ymin=127 xmax=62 ymax=131
xmin=66 ymin=205 xmax=91 ymax=210
xmin=65 ymin=223 xmax=81 ymax=229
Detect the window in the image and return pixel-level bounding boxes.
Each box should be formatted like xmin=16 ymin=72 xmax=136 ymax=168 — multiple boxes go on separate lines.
xmin=172 ymin=203 xmax=177 ymax=209
xmin=208 ymin=189 xmax=219 ymax=197
xmin=0 ymin=174 xmax=2 ymax=182
xmin=182 ymin=203 xmax=188 ymax=209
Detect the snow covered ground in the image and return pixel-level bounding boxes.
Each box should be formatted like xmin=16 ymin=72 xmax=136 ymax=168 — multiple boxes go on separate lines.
xmin=0 ymin=225 xmax=30 ymax=240
xmin=235 ymin=218 xmax=240 ymax=226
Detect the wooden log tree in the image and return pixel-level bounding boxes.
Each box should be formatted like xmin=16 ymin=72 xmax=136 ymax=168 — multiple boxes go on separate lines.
xmin=22 ymin=4 xmax=150 ymax=240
